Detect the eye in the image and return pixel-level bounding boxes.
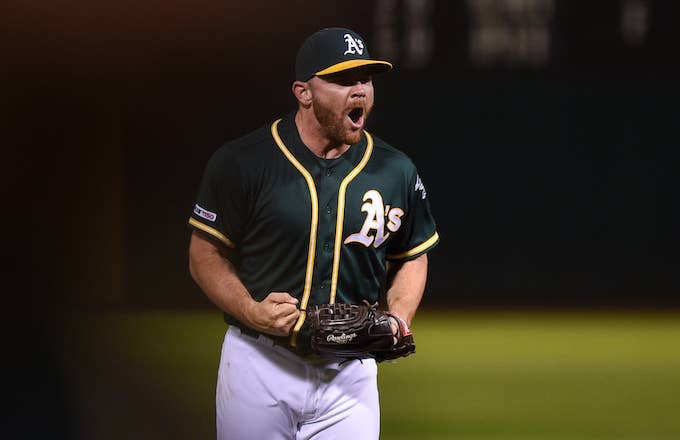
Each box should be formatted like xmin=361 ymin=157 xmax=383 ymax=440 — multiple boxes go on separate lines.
xmin=357 ymin=75 xmax=372 ymax=85
xmin=347 ymin=72 xmax=372 ymax=85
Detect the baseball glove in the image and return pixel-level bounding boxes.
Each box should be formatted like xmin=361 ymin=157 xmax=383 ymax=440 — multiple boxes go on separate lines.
xmin=306 ymin=302 xmax=415 ymax=362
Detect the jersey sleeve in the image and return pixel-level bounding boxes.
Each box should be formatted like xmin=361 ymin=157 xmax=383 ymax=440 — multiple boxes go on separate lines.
xmin=188 ymin=146 xmax=247 ymax=250
xmin=385 ymin=166 xmax=439 ymax=261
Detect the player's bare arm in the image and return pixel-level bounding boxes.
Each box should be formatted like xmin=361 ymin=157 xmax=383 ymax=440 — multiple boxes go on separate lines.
xmin=189 ymin=231 xmax=299 ymax=336
xmin=385 ymin=253 xmax=428 ymax=326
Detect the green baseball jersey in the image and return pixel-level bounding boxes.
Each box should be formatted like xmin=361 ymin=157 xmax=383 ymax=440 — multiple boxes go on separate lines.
xmin=189 ymin=112 xmax=439 ymax=346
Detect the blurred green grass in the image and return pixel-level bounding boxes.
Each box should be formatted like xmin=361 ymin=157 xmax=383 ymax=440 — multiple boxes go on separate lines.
xmin=54 ymin=310 xmax=680 ymax=439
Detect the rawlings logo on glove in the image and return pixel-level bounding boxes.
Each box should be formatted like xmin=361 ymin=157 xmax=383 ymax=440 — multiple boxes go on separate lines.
xmin=306 ymin=302 xmax=415 ymax=362
xmin=327 ymin=333 xmax=358 ymax=343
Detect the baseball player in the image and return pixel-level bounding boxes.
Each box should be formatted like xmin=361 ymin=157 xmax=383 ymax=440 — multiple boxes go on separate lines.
xmin=188 ymin=27 xmax=439 ymax=440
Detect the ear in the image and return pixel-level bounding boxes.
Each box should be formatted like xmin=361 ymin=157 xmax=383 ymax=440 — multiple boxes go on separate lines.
xmin=292 ymin=80 xmax=312 ymax=107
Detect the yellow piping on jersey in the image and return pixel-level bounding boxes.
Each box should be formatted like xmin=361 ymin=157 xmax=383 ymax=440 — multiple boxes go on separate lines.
xmin=329 ymin=132 xmax=374 ymax=304
xmin=271 ymin=119 xmax=319 ymax=347
xmin=386 ymin=231 xmax=440 ymax=260
xmin=188 ymin=217 xmax=236 ymax=248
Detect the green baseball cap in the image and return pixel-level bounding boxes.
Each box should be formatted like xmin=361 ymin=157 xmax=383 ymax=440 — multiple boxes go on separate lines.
xmin=295 ymin=27 xmax=393 ymax=81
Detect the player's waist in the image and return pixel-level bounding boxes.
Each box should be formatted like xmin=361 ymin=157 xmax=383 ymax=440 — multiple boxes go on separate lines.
xmin=229 ymin=325 xmax=335 ymax=365
xmin=232 ymin=324 xmax=293 ymax=348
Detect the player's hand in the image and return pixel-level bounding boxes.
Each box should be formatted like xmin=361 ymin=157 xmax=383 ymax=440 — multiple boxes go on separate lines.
xmin=245 ymin=292 xmax=300 ymax=337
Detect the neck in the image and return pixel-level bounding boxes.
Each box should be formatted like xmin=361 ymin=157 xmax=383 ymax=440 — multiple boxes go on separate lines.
xmin=295 ymin=110 xmax=350 ymax=159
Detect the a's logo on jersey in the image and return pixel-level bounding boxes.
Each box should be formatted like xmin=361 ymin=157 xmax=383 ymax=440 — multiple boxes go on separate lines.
xmin=194 ymin=204 xmax=217 ymax=222
xmin=415 ymin=175 xmax=427 ymax=199
xmin=344 ymin=190 xmax=404 ymax=248
xmin=343 ymin=33 xmax=365 ymax=55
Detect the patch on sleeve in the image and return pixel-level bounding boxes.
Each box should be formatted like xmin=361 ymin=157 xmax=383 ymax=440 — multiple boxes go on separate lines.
xmin=194 ymin=204 xmax=217 ymax=222
xmin=414 ymin=175 xmax=427 ymax=199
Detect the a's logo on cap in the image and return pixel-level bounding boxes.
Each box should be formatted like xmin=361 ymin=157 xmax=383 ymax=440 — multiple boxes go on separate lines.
xmin=343 ymin=33 xmax=364 ymax=55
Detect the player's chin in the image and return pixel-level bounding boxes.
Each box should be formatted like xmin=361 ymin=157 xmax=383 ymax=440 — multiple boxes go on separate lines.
xmin=343 ymin=119 xmax=365 ymax=144
xmin=343 ymin=128 xmax=363 ymax=145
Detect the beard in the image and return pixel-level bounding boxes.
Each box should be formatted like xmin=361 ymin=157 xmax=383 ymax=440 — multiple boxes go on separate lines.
xmin=312 ymin=98 xmax=371 ymax=146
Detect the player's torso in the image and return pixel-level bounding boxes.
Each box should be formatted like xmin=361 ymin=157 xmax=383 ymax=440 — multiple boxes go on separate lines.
xmin=237 ymin=115 xmax=412 ymax=307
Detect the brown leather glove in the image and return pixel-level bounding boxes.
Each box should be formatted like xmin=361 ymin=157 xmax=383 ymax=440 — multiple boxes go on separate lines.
xmin=306 ymin=302 xmax=415 ymax=362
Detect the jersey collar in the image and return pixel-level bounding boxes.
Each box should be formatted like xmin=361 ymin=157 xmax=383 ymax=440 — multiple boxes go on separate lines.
xmin=277 ymin=111 xmax=367 ymax=172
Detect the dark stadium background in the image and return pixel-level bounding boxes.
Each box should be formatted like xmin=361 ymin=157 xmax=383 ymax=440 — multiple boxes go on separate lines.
xmin=5 ymin=1 xmax=680 ymax=438
xmin=7 ymin=0 xmax=678 ymax=310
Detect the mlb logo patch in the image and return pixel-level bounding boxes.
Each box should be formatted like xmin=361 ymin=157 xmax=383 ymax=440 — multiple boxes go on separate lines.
xmin=194 ymin=204 xmax=217 ymax=222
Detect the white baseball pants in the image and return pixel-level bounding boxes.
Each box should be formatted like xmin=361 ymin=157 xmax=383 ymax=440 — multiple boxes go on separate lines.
xmin=216 ymin=326 xmax=380 ymax=440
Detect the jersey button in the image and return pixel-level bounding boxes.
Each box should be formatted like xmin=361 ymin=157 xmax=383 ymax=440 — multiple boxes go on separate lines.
xmin=325 ymin=168 xmax=332 ymax=177
xmin=323 ymin=242 xmax=331 ymax=252
xmin=325 ymin=205 xmax=332 ymax=215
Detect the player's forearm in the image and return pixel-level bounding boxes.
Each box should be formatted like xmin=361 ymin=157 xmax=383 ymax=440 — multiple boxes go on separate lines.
xmin=188 ymin=233 xmax=257 ymax=324
xmin=189 ymin=232 xmax=300 ymax=336
xmin=385 ymin=253 xmax=428 ymax=325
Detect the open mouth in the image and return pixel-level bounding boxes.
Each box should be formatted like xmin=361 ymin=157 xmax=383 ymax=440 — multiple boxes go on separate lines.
xmin=348 ymin=107 xmax=364 ymax=125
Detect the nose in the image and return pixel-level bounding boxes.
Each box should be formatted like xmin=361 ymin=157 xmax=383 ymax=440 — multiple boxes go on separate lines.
xmin=351 ymin=81 xmax=367 ymax=97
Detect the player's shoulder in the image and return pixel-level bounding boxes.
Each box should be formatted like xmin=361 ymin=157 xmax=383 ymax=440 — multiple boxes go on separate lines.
xmin=368 ymin=132 xmax=413 ymax=162
xmin=209 ymin=121 xmax=278 ymax=166
xmin=366 ymin=132 xmax=418 ymax=172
